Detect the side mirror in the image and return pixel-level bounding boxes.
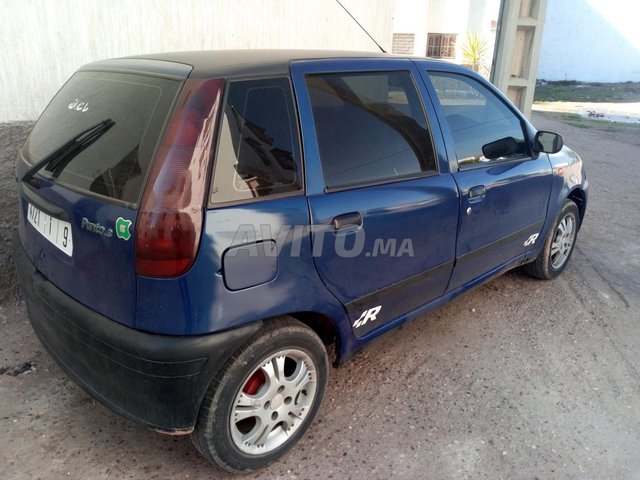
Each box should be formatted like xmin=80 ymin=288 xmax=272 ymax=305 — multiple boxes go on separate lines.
xmin=482 ymin=136 xmax=520 ymax=160
xmin=534 ymin=131 xmax=564 ymax=154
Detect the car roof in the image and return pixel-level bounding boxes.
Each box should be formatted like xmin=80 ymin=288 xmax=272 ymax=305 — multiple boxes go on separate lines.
xmin=83 ymin=49 xmax=452 ymax=78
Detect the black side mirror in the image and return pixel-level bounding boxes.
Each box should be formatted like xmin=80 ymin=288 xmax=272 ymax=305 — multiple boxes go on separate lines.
xmin=534 ymin=131 xmax=564 ymax=154
xmin=482 ymin=136 xmax=520 ymax=160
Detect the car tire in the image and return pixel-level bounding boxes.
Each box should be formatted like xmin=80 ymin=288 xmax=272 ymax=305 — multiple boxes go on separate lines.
xmin=523 ymin=199 xmax=580 ymax=280
xmin=191 ymin=317 xmax=329 ymax=473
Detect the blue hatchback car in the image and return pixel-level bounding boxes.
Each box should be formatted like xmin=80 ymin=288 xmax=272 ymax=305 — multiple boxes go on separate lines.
xmin=15 ymin=50 xmax=587 ymax=472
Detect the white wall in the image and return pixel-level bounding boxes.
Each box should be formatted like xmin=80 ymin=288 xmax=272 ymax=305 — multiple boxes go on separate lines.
xmin=466 ymin=0 xmax=500 ymax=70
xmin=427 ymin=0 xmax=470 ymax=40
xmin=426 ymin=0 xmax=499 ymax=68
xmin=538 ymin=0 xmax=640 ymax=82
xmin=392 ymin=0 xmax=430 ymax=56
xmin=0 ymin=0 xmax=395 ymax=121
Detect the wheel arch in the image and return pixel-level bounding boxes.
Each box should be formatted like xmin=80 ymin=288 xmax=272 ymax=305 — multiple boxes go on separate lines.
xmin=567 ymin=187 xmax=587 ymax=229
xmin=288 ymin=311 xmax=341 ymax=366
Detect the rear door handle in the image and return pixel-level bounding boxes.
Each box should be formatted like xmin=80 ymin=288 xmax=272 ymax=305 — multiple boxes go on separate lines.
xmin=332 ymin=212 xmax=363 ymax=230
xmin=468 ymin=185 xmax=486 ymax=199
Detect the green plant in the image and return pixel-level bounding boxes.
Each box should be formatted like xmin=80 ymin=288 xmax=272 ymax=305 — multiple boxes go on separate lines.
xmin=460 ymin=32 xmax=488 ymax=72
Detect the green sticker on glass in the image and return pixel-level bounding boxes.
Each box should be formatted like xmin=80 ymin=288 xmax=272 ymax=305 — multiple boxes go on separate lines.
xmin=115 ymin=217 xmax=132 ymax=241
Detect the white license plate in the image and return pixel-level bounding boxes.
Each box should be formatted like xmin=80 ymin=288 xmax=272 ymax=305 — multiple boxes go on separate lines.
xmin=26 ymin=203 xmax=73 ymax=257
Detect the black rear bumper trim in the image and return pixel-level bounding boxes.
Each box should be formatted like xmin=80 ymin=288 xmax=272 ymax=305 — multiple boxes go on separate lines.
xmin=14 ymin=234 xmax=261 ymax=432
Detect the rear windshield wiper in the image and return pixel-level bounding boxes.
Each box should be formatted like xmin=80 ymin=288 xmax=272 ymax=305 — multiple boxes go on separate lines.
xmin=21 ymin=119 xmax=116 ymax=185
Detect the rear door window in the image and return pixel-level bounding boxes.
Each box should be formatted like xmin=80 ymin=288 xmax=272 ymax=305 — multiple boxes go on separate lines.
xmin=305 ymin=70 xmax=437 ymax=190
xmin=210 ymin=77 xmax=302 ymax=205
xmin=25 ymin=71 xmax=181 ymax=204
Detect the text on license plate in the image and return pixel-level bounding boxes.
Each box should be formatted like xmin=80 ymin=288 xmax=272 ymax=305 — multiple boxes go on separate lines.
xmin=27 ymin=203 xmax=73 ymax=256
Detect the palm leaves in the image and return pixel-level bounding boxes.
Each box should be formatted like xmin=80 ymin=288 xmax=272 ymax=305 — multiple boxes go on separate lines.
xmin=460 ymin=32 xmax=488 ymax=72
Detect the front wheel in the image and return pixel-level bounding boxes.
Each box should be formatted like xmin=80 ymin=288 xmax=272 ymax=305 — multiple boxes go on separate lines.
xmin=523 ymin=199 xmax=580 ymax=280
xmin=191 ymin=318 xmax=329 ymax=473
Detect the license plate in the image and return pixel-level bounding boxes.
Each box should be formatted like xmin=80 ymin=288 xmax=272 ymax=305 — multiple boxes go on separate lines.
xmin=26 ymin=203 xmax=73 ymax=256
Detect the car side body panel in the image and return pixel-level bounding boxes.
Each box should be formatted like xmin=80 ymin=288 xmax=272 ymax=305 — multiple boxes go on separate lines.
xmin=445 ymin=155 xmax=553 ymax=289
xmin=289 ymin=57 xmax=587 ymax=363
xmin=291 ymin=59 xmax=460 ymax=339
xmin=134 ymin=196 xmax=349 ymax=337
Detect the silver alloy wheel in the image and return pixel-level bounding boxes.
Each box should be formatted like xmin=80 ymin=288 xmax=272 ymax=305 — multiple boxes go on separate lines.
xmin=230 ymin=349 xmax=318 ymax=455
xmin=550 ymin=213 xmax=575 ymax=269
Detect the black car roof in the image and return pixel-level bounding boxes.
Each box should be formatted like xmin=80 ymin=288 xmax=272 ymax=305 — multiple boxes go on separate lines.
xmin=82 ymin=49 xmax=450 ymax=78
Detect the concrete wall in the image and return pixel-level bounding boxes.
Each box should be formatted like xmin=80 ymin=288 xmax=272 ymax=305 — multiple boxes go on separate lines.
xmin=392 ymin=0 xmax=429 ymax=56
xmin=427 ymin=0 xmax=468 ymax=33
xmin=0 ymin=0 xmax=395 ymax=121
xmin=538 ymin=0 xmax=640 ymax=82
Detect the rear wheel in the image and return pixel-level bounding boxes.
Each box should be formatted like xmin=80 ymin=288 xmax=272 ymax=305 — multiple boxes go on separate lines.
xmin=523 ymin=199 xmax=580 ymax=279
xmin=191 ymin=318 xmax=328 ymax=473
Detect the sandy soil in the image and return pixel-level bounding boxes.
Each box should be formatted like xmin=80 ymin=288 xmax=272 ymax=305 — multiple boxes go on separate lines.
xmin=533 ymin=101 xmax=640 ymax=124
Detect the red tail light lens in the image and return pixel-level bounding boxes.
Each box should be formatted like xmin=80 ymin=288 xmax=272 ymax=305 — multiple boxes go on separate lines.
xmin=135 ymin=78 xmax=224 ymax=277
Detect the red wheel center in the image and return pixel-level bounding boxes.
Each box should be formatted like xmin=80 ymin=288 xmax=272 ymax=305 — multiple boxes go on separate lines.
xmin=243 ymin=369 xmax=266 ymax=395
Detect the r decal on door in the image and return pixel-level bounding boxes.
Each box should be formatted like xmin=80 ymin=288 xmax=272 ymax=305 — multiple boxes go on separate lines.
xmin=353 ymin=306 xmax=382 ymax=329
xmin=524 ymin=233 xmax=540 ymax=246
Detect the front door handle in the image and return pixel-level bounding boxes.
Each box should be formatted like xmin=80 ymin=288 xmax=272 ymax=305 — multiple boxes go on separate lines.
xmin=332 ymin=212 xmax=363 ymax=230
xmin=468 ymin=185 xmax=486 ymax=199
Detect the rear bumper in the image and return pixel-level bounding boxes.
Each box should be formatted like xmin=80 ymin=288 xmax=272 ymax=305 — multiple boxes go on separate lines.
xmin=14 ymin=235 xmax=261 ymax=433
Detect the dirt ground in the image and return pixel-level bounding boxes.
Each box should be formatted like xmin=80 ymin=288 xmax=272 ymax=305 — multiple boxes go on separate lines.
xmin=0 ymin=123 xmax=30 ymax=304
xmin=1 ymin=113 xmax=639 ymax=480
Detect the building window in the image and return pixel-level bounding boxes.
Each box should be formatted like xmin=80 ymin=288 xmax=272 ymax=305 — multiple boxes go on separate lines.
xmin=427 ymin=33 xmax=457 ymax=58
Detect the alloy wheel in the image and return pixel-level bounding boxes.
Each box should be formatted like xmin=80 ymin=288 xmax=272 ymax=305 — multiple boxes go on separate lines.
xmin=230 ymin=349 xmax=318 ymax=455
xmin=550 ymin=214 xmax=575 ymax=269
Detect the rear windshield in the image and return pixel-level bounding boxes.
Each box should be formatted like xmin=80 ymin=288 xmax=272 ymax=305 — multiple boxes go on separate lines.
xmin=25 ymin=71 xmax=181 ymax=204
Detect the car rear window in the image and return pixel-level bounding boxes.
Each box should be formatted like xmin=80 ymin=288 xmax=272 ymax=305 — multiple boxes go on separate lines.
xmin=25 ymin=71 xmax=181 ymax=205
xmin=210 ymin=77 xmax=302 ymax=205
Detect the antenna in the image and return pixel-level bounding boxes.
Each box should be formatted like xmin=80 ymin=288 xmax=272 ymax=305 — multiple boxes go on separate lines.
xmin=335 ymin=0 xmax=387 ymax=53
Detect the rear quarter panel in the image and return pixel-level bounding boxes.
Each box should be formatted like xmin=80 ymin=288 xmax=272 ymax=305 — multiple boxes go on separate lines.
xmin=134 ymin=196 xmax=348 ymax=338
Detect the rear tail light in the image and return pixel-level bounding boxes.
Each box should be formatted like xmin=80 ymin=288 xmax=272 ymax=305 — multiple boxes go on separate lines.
xmin=135 ymin=78 xmax=224 ymax=277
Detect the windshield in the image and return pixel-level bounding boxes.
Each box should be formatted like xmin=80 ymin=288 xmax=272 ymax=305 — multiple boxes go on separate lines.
xmin=25 ymin=71 xmax=181 ymax=204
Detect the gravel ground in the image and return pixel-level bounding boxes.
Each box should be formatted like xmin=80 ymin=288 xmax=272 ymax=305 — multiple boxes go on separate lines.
xmin=0 ymin=122 xmax=32 ymax=304
xmin=1 ymin=113 xmax=639 ymax=479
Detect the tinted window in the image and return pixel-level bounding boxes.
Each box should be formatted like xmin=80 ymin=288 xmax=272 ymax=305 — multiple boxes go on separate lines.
xmin=305 ymin=71 xmax=437 ymax=190
xmin=26 ymin=72 xmax=181 ymax=204
xmin=429 ymin=72 xmax=528 ymax=168
xmin=211 ymin=77 xmax=301 ymax=204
